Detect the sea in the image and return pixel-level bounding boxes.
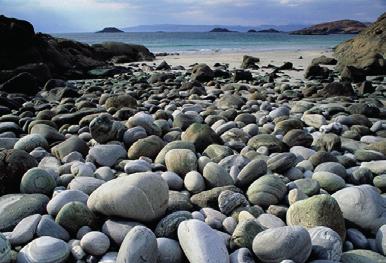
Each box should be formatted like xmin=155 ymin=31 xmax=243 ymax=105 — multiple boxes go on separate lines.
xmin=53 ymin=32 xmax=355 ymax=54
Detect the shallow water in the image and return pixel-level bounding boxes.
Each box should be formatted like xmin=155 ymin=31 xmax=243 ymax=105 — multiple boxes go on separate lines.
xmin=53 ymin=32 xmax=354 ymax=54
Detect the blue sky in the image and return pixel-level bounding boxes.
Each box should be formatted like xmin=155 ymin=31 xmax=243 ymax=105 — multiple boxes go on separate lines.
xmin=1 ymin=0 xmax=385 ymax=32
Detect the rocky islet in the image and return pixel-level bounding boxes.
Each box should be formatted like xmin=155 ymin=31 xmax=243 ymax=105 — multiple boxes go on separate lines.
xmin=0 ymin=13 xmax=385 ymax=263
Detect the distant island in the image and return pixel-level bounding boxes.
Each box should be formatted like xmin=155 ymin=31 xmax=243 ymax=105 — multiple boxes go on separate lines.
xmin=249 ymin=28 xmax=281 ymax=33
xmin=291 ymin=19 xmax=368 ymax=35
xmin=122 ymin=24 xmax=310 ymax=32
xmin=209 ymin=28 xmax=236 ymax=32
xmin=96 ymin=27 xmax=124 ymax=33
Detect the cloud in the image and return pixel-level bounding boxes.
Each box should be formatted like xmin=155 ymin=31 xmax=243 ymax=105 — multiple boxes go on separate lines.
xmin=278 ymin=0 xmax=312 ymax=6
xmin=0 ymin=0 xmax=384 ymax=32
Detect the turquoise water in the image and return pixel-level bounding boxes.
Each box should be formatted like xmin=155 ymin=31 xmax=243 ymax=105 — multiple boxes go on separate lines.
xmin=53 ymin=32 xmax=354 ymax=53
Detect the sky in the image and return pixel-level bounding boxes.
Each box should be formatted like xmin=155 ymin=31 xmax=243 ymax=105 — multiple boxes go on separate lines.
xmin=1 ymin=0 xmax=385 ymax=33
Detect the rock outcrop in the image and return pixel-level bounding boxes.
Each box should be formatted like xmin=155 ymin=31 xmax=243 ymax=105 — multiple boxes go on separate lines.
xmin=334 ymin=13 xmax=385 ymax=76
xmin=0 ymin=15 xmax=154 ymax=90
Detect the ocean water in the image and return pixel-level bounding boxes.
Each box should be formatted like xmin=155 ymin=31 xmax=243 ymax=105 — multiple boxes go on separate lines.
xmin=53 ymin=32 xmax=354 ymax=53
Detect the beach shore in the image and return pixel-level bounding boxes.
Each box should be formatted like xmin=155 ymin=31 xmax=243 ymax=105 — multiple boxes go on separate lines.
xmin=155 ymin=49 xmax=334 ymax=80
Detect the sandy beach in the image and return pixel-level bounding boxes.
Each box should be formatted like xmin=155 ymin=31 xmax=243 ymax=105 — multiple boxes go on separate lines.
xmin=155 ymin=49 xmax=334 ymax=80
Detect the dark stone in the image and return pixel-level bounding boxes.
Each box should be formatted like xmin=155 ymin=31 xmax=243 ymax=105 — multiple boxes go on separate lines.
xmin=0 ymin=72 xmax=40 ymax=95
xmin=51 ymin=136 xmax=89 ymax=160
xmin=279 ymin=62 xmax=293 ymax=70
xmin=317 ymin=82 xmax=355 ymax=97
xmin=92 ymin=41 xmax=155 ymax=62
xmin=182 ymin=123 xmax=223 ymax=152
xmin=156 ymin=61 xmax=171 ymax=70
xmin=87 ymin=66 xmax=130 ymax=78
xmin=341 ymin=66 xmax=366 ymax=83
xmin=309 ymin=151 xmax=339 ymax=167
xmin=191 ymin=64 xmax=214 ymax=82
xmin=348 ymin=103 xmax=380 ymax=118
xmin=357 ymin=81 xmax=376 ymax=95
xmin=283 ymin=129 xmax=313 ymax=148
xmin=0 ymin=63 xmax=52 ymax=85
xmin=0 ymin=15 xmax=35 ymax=49
xmin=213 ymin=69 xmax=231 ymax=78
xmin=311 ymin=56 xmax=337 ymax=65
xmin=148 ymin=72 xmax=175 ymax=83
xmin=0 ymin=149 xmax=38 ymax=195
xmin=241 ymin=55 xmax=260 ymax=69
xmin=46 ymin=87 xmax=79 ymax=102
xmin=304 ymin=64 xmax=331 ymax=79
xmin=233 ymin=70 xmax=252 ymax=82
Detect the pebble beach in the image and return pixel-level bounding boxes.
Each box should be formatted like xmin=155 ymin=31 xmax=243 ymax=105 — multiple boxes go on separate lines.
xmin=0 ymin=12 xmax=385 ymax=263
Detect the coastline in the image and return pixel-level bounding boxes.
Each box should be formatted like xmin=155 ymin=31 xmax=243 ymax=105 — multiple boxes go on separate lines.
xmin=53 ymin=31 xmax=353 ymax=55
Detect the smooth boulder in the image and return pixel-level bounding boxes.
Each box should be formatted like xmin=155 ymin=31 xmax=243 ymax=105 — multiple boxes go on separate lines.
xmin=178 ymin=219 xmax=230 ymax=263
xmin=88 ymin=172 xmax=169 ymax=222
xmin=252 ymin=226 xmax=312 ymax=263
xmin=116 ymin=226 xmax=158 ymax=263
xmin=332 ymin=185 xmax=386 ymax=233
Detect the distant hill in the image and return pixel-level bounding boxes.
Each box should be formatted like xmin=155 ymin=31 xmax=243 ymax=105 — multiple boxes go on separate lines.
xmin=291 ymin=20 xmax=368 ymax=35
xmin=96 ymin=27 xmax=124 ymax=33
xmin=122 ymin=24 xmax=310 ymax=32
xmin=209 ymin=28 xmax=234 ymax=32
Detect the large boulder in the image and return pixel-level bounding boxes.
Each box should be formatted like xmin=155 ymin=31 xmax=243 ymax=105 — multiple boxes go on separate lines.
xmin=182 ymin=123 xmax=223 ymax=152
xmin=332 ymin=185 xmax=386 ymax=234
xmin=87 ymin=172 xmax=169 ymax=222
xmin=304 ymin=64 xmax=331 ymax=79
xmin=0 ymin=15 xmax=35 ymax=49
xmin=334 ymin=13 xmax=386 ymax=75
xmin=287 ymin=194 xmax=346 ymax=240
xmin=116 ymin=226 xmax=158 ymax=263
xmin=178 ymin=219 xmax=230 ymax=263
xmin=92 ymin=41 xmax=155 ymax=62
xmin=0 ymin=194 xmax=49 ymax=232
xmin=17 ymin=236 xmax=70 ymax=263
xmin=252 ymin=226 xmax=312 ymax=263
xmin=311 ymin=55 xmax=337 ymax=65
xmin=317 ymin=82 xmax=355 ymax=97
xmin=241 ymin=55 xmax=260 ymax=69
xmin=191 ymin=64 xmax=214 ymax=82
